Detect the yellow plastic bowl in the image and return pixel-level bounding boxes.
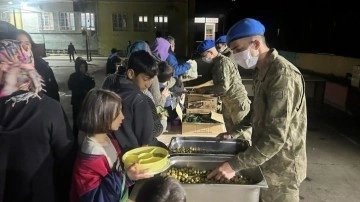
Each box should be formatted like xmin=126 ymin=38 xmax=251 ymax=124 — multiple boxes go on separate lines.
xmin=122 ymin=146 xmax=169 ymax=174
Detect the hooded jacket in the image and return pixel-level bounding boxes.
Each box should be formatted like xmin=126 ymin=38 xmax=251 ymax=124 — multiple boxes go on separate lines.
xmin=105 ymin=76 xmax=158 ymax=152
xmin=0 ymin=91 xmax=76 ymax=202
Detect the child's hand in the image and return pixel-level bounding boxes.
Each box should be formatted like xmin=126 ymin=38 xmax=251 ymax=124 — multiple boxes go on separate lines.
xmin=162 ymin=87 xmax=170 ymax=97
xmin=126 ymin=163 xmax=154 ymax=180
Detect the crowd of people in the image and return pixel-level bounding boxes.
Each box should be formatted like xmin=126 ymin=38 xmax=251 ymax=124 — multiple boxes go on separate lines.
xmin=0 ymin=17 xmax=307 ymax=202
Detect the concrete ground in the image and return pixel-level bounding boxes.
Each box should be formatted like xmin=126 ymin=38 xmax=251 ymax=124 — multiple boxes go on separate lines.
xmin=44 ymin=56 xmax=360 ymax=202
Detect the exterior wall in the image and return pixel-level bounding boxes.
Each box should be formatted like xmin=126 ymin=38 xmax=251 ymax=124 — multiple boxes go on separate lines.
xmin=1 ymin=0 xmax=193 ymax=57
xmin=0 ymin=1 xmax=99 ymax=53
xmin=280 ymin=50 xmax=360 ymax=78
xmin=97 ymin=0 xmax=190 ymax=57
xmin=296 ymin=53 xmax=360 ymax=78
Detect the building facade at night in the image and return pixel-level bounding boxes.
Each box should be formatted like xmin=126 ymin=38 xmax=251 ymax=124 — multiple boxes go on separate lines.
xmin=0 ymin=0 xmax=195 ymax=57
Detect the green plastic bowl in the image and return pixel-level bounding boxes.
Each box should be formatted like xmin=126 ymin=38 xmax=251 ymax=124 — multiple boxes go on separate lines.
xmin=122 ymin=146 xmax=169 ymax=174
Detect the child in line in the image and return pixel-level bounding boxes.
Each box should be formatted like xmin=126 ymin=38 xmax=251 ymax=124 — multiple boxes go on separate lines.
xmin=102 ymin=50 xmax=167 ymax=152
xmin=68 ymin=57 xmax=95 ymax=138
xmin=136 ymin=176 xmax=186 ymax=202
xmin=71 ymin=89 xmax=153 ymax=202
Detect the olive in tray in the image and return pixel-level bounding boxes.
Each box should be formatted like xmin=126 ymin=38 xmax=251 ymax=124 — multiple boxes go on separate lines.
xmin=161 ymin=166 xmax=253 ymax=184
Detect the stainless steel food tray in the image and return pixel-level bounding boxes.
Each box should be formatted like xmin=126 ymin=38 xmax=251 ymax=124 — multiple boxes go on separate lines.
xmin=168 ymin=136 xmax=248 ymax=156
xmin=166 ymin=155 xmax=268 ymax=202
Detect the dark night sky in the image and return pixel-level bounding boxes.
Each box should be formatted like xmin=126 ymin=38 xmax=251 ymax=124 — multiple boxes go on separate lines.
xmin=194 ymin=0 xmax=360 ymax=58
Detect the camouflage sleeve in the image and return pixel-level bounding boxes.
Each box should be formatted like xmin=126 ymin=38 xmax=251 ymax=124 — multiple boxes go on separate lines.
xmin=228 ymin=69 xmax=294 ymax=171
xmin=209 ymin=60 xmax=231 ymax=96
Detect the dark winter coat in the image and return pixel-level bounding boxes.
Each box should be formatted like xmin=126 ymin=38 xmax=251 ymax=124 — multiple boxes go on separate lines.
xmin=0 ymin=91 xmax=76 ymax=202
xmin=35 ymin=57 xmax=60 ymax=101
xmin=103 ymin=76 xmax=159 ymax=153
xmin=68 ymin=72 xmax=95 ymax=107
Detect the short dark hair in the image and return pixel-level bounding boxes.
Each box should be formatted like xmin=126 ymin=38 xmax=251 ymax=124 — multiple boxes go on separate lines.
xmin=157 ymin=61 xmax=174 ymax=83
xmin=166 ymin=35 xmax=175 ymax=44
xmin=136 ymin=176 xmax=186 ymax=202
xmin=75 ymin=57 xmax=88 ymax=72
xmin=15 ymin=29 xmax=37 ymax=55
xmin=78 ymin=89 xmax=122 ymax=135
xmin=127 ymin=50 xmax=157 ymax=78
xmin=0 ymin=20 xmax=17 ymax=40
xmin=111 ymin=48 xmax=117 ymax=54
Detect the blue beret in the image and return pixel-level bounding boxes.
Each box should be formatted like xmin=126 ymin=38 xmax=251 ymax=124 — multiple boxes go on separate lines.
xmin=226 ymin=18 xmax=265 ymax=45
xmin=197 ymin=40 xmax=215 ymax=53
xmin=215 ymin=35 xmax=227 ymax=44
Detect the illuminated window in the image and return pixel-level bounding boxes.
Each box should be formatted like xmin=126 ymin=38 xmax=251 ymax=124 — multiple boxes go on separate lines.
xmin=154 ymin=15 xmax=168 ymax=31
xmin=0 ymin=11 xmax=10 ymax=22
xmin=40 ymin=12 xmax=54 ymax=30
xmin=134 ymin=15 xmax=149 ymax=32
xmin=81 ymin=13 xmax=95 ymax=31
xmin=59 ymin=12 xmax=75 ymax=31
xmin=194 ymin=17 xmax=218 ymax=23
xmin=112 ymin=13 xmax=127 ymax=31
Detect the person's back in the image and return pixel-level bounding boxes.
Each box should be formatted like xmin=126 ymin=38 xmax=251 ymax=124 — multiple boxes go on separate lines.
xmin=68 ymin=43 xmax=75 ymax=54
xmin=106 ymin=48 xmax=120 ymax=75
xmin=68 ymin=42 xmax=76 ymax=62
xmin=165 ymin=36 xmax=192 ymax=78
xmin=0 ymin=39 xmax=75 ymax=202
xmin=0 ymin=92 xmax=75 ymax=202
xmin=68 ymin=58 xmax=95 ymax=107
xmin=68 ymin=57 xmax=95 ymax=137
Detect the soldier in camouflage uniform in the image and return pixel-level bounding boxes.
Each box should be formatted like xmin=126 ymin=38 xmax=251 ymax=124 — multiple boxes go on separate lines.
xmin=208 ymin=18 xmax=307 ymax=202
xmin=216 ymin=35 xmax=234 ymax=60
xmin=196 ymin=40 xmax=251 ymax=140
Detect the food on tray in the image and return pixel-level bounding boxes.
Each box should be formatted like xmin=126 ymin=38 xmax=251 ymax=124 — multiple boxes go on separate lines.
xmin=182 ymin=114 xmax=218 ymax=123
xmin=170 ymin=146 xmax=233 ymax=154
xmin=162 ymin=167 xmax=253 ymax=184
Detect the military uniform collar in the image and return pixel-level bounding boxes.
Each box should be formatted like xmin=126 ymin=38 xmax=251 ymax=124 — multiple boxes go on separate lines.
xmin=256 ymin=48 xmax=278 ymax=81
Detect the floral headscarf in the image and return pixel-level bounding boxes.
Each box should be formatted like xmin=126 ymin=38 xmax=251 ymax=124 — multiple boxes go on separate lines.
xmin=0 ymin=39 xmax=43 ymax=105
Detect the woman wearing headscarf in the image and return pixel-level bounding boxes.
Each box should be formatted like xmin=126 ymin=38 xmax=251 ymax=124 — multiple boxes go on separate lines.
xmin=0 ymin=39 xmax=76 ymax=202
xmin=15 ymin=29 xmax=60 ymax=101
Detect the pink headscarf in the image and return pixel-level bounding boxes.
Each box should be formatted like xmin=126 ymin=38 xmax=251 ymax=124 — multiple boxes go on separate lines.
xmin=0 ymin=39 xmax=43 ymax=103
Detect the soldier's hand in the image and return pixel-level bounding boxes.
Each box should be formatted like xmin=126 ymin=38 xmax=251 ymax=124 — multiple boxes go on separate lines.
xmin=216 ymin=132 xmax=233 ymax=141
xmin=207 ymin=162 xmax=236 ymax=180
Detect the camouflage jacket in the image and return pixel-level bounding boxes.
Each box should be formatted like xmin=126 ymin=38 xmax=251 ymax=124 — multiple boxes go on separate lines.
xmin=228 ymin=49 xmax=307 ymax=186
xmin=221 ymin=47 xmax=234 ymax=61
xmin=203 ymin=54 xmax=249 ymax=104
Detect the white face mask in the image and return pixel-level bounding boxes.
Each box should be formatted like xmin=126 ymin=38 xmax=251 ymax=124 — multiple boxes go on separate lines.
xmin=202 ymin=57 xmax=213 ymax=63
xmin=233 ymin=47 xmax=258 ymax=69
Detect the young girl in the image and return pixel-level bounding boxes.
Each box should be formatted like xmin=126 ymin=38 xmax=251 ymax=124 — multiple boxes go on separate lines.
xmin=71 ymin=89 xmax=153 ymax=202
